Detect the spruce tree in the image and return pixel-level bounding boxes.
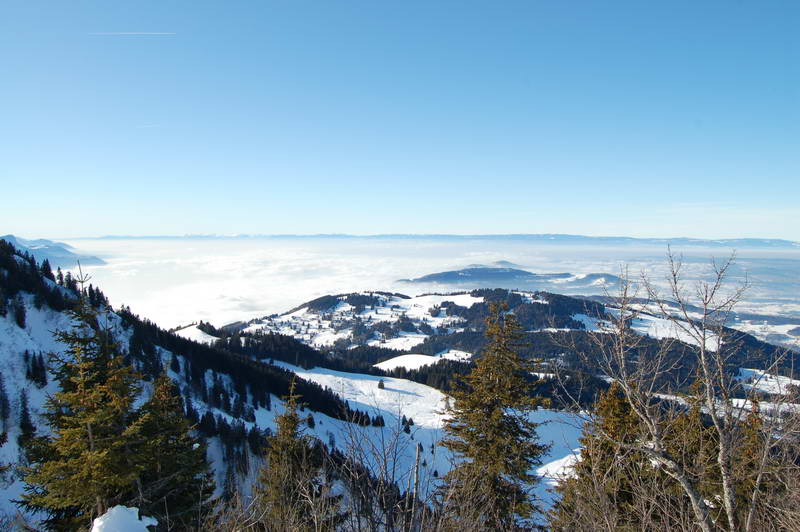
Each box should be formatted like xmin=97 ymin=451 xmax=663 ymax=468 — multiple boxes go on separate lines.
xmin=252 ymin=381 xmax=342 ymax=531
xmin=550 ymin=382 xmax=646 ymax=531
xmin=130 ymin=372 xmax=215 ymax=529
xmin=19 ymin=300 xmax=143 ymax=530
xmin=40 ymin=259 xmax=55 ymax=282
xmin=13 ymin=295 xmax=26 ymax=328
xmin=439 ymin=303 xmax=548 ymax=529
xmin=0 ymin=374 xmax=10 ymax=433
xmin=17 ymin=389 xmax=36 ymax=447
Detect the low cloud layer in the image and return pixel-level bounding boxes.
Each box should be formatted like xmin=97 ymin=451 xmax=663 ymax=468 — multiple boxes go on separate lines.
xmin=62 ymin=238 xmax=800 ymax=329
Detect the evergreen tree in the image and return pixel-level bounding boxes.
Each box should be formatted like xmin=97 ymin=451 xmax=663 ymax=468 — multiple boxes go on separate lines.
xmin=17 ymin=389 xmax=36 ymax=447
xmin=0 ymin=374 xmax=10 ymax=433
xmin=19 ymin=300 xmax=143 ymax=530
xmin=130 ymin=372 xmax=215 ymax=529
xmin=40 ymin=259 xmax=55 ymax=282
xmin=12 ymin=295 xmax=26 ymax=328
xmin=252 ymin=381 xmax=342 ymax=531
xmin=550 ymin=384 xmax=779 ymax=531
xmin=550 ymin=383 xmax=647 ymax=530
xmin=439 ymin=303 xmax=548 ymax=529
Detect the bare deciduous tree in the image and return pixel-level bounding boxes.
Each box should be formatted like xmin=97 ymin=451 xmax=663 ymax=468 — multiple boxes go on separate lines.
xmin=552 ymin=251 xmax=800 ymax=532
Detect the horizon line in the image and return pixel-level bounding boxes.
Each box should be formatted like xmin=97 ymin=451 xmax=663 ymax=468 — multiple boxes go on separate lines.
xmin=48 ymin=233 xmax=800 ymax=245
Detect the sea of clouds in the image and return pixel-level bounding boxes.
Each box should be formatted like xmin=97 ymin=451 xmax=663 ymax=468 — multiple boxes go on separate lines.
xmin=61 ymin=237 xmax=800 ymax=329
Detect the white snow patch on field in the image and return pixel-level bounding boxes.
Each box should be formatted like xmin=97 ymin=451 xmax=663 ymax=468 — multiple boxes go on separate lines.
xmin=375 ymin=354 xmax=439 ymax=371
xmin=606 ymin=308 xmax=720 ymax=351
xmin=737 ymin=368 xmax=800 ymax=395
xmin=374 ymin=349 xmax=474 ymax=371
xmin=173 ymin=324 xmax=218 ymax=345
xmin=436 ymin=349 xmax=473 ymax=362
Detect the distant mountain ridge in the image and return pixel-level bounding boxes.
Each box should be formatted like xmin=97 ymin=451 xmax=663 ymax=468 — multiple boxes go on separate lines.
xmin=0 ymin=234 xmax=104 ymax=267
xmin=71 ymin=233 xmax=800 ymax=248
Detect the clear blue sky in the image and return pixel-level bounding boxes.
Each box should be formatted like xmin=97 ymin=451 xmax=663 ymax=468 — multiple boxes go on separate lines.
xmin=1 ymin=1 xmax=798 ymax=239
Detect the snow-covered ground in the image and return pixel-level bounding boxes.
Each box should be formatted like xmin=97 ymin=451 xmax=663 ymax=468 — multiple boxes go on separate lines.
xmin=374 ymin=349 xmax=473 ymax=371
xmin=0 ymin=292 xmax=583 ymax=523
xmin=173 ymin=323 xmax=219 ymax=345
xmin=597 ymin=308 xmax=720 ymax=351
xmin=374 ymin=354 xmax=442 ymax=371
xmin=271 ymin=360 xmax=583 ymax=507
xmin=737 ymin=368 xmax=800 ymax=395
xmin=244 ymin=292 xmax=484 ymax=350
xmin=91 ymin=506 xmax=157 ymax=532
xmin=0 ymin=295 xmax=133 ymax=522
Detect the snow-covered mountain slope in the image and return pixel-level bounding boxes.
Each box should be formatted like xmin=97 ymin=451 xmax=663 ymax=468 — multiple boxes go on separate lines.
xmin=270 ymin=360 xmax=583 ymax=507
xmin=0 ymin=288 xmax=583 ymax=522
xmin=237 ymin=289 xmax=786 ymax=373
xmin=374 ymin=350 xmax=472 ymax=372
xmin=244 ymin=291 xmax=486 ymax=351
xmin=173 ymin=323 xmax=218 ymax=345
xmin=0 ymin=296 xmax=132 ymax=520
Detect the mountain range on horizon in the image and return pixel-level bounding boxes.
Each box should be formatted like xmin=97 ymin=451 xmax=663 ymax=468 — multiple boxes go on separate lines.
xmin=43 ymin=233 xmax=800 ymax=248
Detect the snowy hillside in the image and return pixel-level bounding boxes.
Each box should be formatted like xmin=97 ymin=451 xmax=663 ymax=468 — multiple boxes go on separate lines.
xmin=374 ymin=350 xmax=472 ymax=371
xmin=0 ymin=288 xmax=583 ymax=523
xmin=0 ymin=296 xmax=132 ymax=520
xmin=244 ymin=291 xmax=485 ymax=351
xmin=173 ymin=323 xmax=219 ymax=345
xmin=237 ymin=289 xmax=780 ymax=371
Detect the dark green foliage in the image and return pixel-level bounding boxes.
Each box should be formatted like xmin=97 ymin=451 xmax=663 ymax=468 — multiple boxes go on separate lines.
xmin=17 ymin=389 xmax=36 ymax=447
xmin=0 ymin=374 xmax=10 ymax=432
xmin=551 ymin=386 xmax=790 ymax=531
xmin=12 ymin=296 xmax=26 ymax=328
xmin=25 ymin=351 xmax=48 ymax=387
xmin=40 ymin=259 xmax=55 ymax=282
xmin=0 ymin=240 xmax=75 ymax=313
xmin=19 ymin=301 xmax=142 ymax=530
xmin=130 ymin=373 xmax=215 ymax=529
xmin=439 ymin=303 xmax=549 ymax=528
xmin=550 ymin=383 xmax=647 ymax=530
xmin=252 ymin=383 xmax=343 ymax=531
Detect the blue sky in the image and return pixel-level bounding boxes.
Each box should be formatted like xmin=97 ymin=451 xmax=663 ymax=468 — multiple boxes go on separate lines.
xmin=1 ymin=1 xmax=798 ymax=239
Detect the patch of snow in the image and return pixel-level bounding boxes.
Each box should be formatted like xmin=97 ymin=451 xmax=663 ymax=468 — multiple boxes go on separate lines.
xmin=374 ymin=349 xmax=473 ymax=371
xmin=91 ymin=506 xmax=157 ymax=532
xmin=436 ymin=349 xmax=473 ymax=362
xmin=607 ymin=308 xmax=719 ymax=351
xmin=368 ymin=332 xmax=428 ymax=351
xmin=374 ymin=354 xmax=439 ymax=372
xmin=173 ymin=324 xmax=218 ymax=345
xmin=737 ymin=368 xmax=800 ymax=395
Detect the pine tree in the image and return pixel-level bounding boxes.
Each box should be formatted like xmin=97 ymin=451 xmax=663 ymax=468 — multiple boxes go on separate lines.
xmin=40 ymin=259 xmax=55 ymax=282
xmin=19 ymin=300 xmax=143 ymax=530
xmin=130 ymin=372 xmax=215 ymax=529
xmin=0 ymin=374 xmax=10 ymax=433
xmin=439 ymin=303 xmax=548 ymax=529
xmin=12 ymin=295 xmax=26 ymax=328
xmin=17 ymin=389 xmax=36 ymax=447
xmin=252 ymin=381 xmax=342 ymax=531
xmin=550 ymin=383 xmax=646 ymax=530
